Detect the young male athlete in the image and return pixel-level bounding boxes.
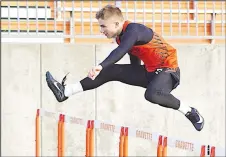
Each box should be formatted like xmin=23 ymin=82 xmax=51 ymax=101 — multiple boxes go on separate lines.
xmin=46 ymin=5 xmax=204 ymax=131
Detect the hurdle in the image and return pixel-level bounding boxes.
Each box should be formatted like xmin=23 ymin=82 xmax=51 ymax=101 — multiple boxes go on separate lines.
xmin=35 ymin=108 xmax=224 ymax=157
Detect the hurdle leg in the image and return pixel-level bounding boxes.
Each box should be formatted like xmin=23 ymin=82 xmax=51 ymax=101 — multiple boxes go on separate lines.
xmin=61 ymin=115 xmax=65 ymax=156
xmin=210 ymin=146 xmax=215 ymax=157
xmin=89 ymin=120 xmax=95 ymax=156
xmin=200 ymin=145 xmax=205 ymax=157
xmin=119 ymin=127 xmax=125 ymax=157
xmin=86 ymin=120 xmax=91 ymax=156
xmin=35 ymin=109 xmax=40 ymax=157
xmin=58 ymin=114 xmax=65 ymax=157
xmin=162 ymin=137 xmax=167 ymax=157
xmin=157 ymin=135 xmax=163 ymax=157
xmin=123 ymin=127 xmax=128 ymax=157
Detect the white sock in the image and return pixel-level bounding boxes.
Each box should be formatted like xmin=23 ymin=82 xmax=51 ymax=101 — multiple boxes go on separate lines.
xmin=64 ymin=82 xmax=84 ymax=97
xmin=178 ymin=102 xmax=192 ymax=115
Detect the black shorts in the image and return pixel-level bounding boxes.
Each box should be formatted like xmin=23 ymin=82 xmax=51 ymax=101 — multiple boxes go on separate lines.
xmin=152 ymin=67 xmax=180 ymax=90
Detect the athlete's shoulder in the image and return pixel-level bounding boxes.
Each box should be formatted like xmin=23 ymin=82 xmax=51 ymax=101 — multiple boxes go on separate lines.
xmin=126 ymin=22 xmax=154 ymax=32
xmin=122 ymin=22 xmax=154 ymax=42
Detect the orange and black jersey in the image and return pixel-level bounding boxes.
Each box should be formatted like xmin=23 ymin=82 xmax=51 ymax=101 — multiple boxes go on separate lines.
xmin=99 ymin=21 xmax=178 ymax=72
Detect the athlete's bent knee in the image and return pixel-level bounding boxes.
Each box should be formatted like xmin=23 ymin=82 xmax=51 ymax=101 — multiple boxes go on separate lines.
xmin=144 ymin=88 xmax=179 ymax=109
xmin=144 ymin=88 xmax=162 ymax=104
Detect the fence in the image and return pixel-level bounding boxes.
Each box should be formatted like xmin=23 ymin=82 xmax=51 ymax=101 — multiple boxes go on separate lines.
xmin=36 ymin=108 xmax=225 ymax=156
xmin=1 ymin=1 xmax=225 ymax=43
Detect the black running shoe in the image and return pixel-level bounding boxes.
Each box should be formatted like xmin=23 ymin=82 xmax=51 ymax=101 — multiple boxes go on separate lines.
xmin=186 ymin=107 xmax=204 ymax=131
xmin=46 ymin=71 xmax=69 ymax=102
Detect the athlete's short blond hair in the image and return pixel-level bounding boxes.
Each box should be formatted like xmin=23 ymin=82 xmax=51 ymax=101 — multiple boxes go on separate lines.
xmin=96 ymin=5 xmax=124 ymax=21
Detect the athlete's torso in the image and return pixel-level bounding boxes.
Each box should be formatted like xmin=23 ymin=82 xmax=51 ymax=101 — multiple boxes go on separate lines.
xmin=116 ymin=21 xmax=178 ymax=72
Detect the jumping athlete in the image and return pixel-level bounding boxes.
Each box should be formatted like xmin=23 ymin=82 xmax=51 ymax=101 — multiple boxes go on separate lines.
xmin=46 ymin=5 xmax=204 ymax=131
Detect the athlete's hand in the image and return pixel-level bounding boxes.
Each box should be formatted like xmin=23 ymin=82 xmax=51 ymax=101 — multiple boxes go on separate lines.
xmin=88 ymin=65 xmax=103 ymax=80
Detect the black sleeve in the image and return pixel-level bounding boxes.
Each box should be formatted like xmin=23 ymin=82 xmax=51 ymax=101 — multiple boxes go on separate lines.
xmin=129 ymin=53 xmax=141 ymax=65
xmin=99 ymin=23 xmax=153 ymax=68
xmin=99 ymin=28 xmax=138 ymax=68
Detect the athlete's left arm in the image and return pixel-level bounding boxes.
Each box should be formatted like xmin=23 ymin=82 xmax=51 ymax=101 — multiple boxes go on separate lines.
xmin=99 ymin=28 xmax=138 ymax=69
xmin=129 ymin=53 xmax=141 ymax=65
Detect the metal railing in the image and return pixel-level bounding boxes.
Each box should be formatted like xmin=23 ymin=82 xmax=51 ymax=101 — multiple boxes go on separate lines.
xmin=1 ymin=1 xmax=225 ymax=43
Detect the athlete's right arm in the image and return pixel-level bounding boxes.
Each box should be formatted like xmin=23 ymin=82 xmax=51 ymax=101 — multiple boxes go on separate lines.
xmin=99 ymin=28 xmax=138 ymax=68
xmin=99 ymin=23 xmax=153 ymax=68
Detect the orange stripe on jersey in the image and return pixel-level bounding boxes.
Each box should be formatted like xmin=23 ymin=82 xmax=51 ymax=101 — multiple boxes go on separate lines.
xmin=116 ymin=21 xmax=179 ymax=72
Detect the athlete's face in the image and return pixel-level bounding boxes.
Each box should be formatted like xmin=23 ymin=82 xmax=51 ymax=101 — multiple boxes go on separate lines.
xmin=98 ymin=17 xmax=121 ymax=38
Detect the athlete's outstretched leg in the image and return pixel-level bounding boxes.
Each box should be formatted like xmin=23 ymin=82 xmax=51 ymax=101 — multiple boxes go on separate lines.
xmin=80 ymin=64 xmax=148 ymax=91
xmin=46 ymin=64 xmax=148 ymax=102
xmin=144 ymin=68 xmax=204 ymax=131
